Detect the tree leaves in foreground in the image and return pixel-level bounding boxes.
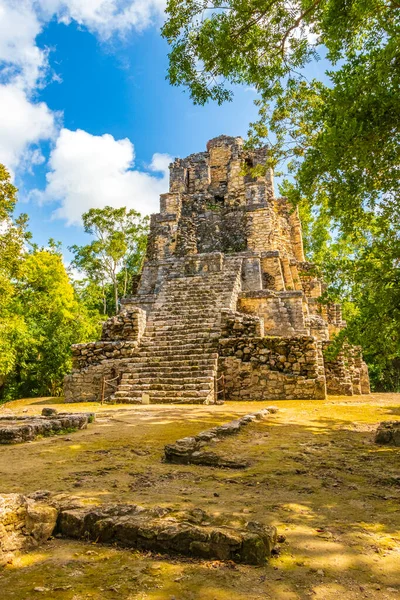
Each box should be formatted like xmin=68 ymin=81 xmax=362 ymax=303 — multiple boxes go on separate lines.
xmin=69 ymin=206 xmax=149 ymax=315
xmin=163 ymin=0 xmax=399 ymax=222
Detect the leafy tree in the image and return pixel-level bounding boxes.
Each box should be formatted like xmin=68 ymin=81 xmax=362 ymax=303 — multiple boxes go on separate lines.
xmin=69 ymin=206 xmax=149 ymax=315
xmin=0 ymin=165 xmax=102 ymax=400
xmin=4 ymin=249 xmax=101 ymax=399
xmin=0 ymin=166 xmax=29 ymax=387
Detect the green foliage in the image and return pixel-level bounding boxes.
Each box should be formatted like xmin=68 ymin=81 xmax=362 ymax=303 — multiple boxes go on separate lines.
xmin=0 ymin=166 xmax=102 ymax=401
xmin=69 ymin=206 xmax=149 ymax=315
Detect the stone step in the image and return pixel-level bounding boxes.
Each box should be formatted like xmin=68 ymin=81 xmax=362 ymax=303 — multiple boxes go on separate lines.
xmin=145 ymin=319 xmax=220 ymax=334
xmin=141 ymin=334 xmax=219 ymax=344
xmin=115 ymin=377 xmax=213 ymax=394
xmin=121 ymin=367 xmax=215 ymax=377
xmin=150 ymin=307 xmax=225 ymax=315
xmin=122 ymin=365 xmax=216 ymax=373
xmin=136 ymin=351 xmax=218 ymax=360
xmin=121 ymin=356 xmax=217 ymax=367
xmin=114 ymin=396 xmax=210 ymax=405
xmin=114 ymin=388 xmax=212 ymax=399
xmin=138 ymin=340 xmax=218 ymax=350
xmin=119 ymin=373 xmax=215 ymax=384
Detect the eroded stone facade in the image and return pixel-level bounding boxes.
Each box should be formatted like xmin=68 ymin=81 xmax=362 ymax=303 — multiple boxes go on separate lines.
xmin=65 ymin=135 xmax=370 ymax=403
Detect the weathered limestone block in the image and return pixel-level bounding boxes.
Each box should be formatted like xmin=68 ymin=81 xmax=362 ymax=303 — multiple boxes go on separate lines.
xmin=0 ymin=411 xmax=94 ymax=444
xmin=101 ymin=307 xmax=146 ymax=342
xmin=0 ymin=494 xmax=58 ymax=565
xmin=57 ymin=503 xmax=277 ymax=565
xmin=221 ymin=308 xmax=264 ymax=338
xmin=375 ymin=421 xmax=400 ymax=446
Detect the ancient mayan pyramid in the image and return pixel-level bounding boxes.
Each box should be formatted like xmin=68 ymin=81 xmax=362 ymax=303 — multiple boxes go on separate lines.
xmin=65 ymin=135 xmax=370 ymax=404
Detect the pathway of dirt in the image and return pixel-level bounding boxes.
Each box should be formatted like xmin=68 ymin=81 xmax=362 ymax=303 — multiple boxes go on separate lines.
xmin=0 ymin=394 xmax=399 ymax=599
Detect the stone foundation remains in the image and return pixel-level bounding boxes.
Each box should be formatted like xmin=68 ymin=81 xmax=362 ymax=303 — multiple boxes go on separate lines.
xmin=0 ymin=409 xmax=94 ymax=444
xmin=0 ymin=494 xmax=58 ymax=565
xmin=65 ymin=135 xmax=370 ymax=403
xmin=0 ymin=493 xmax=277 ymax=566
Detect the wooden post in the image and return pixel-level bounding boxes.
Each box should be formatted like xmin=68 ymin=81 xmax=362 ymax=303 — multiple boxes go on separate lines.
xmin=101 ymin=376 xmax=105 ymax=405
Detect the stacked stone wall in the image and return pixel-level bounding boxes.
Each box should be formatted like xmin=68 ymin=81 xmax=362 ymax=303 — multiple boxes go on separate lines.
xmin=71 ymin=341 xmax=139 ymax=370
xmin=218 ymin=336 xmax=327 ymax=400
xmin=220 ymin=309 xmax=264 ymax=338
xmin=322 ymin=342 xmax=370 ymax=395
xmin=65 ymin=359 xmax=133 ymax=403
xmin=101 ymin=307 xmax=146 ymax=341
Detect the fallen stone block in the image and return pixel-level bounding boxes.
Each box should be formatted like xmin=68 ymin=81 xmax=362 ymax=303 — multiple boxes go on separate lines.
xmin=56 ymin=503 xmax=277 ymax=565
xmin=0 ymin=494 xmax=58 ymax=565
xmin=375 ymin=421 xmax=400 ymax=446
xmin=0 ymin=411 xmax=95 ymax=444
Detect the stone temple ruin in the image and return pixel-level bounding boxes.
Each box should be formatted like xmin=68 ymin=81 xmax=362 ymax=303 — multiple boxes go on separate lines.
xmin=65 ymin=135 xmax=370 ymax=404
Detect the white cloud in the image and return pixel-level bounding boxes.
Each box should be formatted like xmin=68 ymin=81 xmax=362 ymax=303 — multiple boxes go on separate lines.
xmin=36 ymin=128 xmax=171 ymax=224
xmin=0 ymin=1 xmax=46 ymax=90
xmin=0 ymin=83 xmax=56 ymax=172
xmin=37 ymin=0 xmax=166 ymax=38
xmin=0 ymin=0 xmax=166 ymax=174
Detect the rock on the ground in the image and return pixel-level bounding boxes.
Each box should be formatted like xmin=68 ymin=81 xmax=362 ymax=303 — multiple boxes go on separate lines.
xmin=375 ymin=421 xmax=400 ymax=446
xmin=0 ymin=494 xmax=58 ymax=565
xmin=41 ymin=408 xmax=58 ymax=417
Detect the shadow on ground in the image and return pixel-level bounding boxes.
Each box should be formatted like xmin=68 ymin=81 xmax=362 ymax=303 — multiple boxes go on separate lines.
xmin=0 ymin=394 xmax=399 ymax=599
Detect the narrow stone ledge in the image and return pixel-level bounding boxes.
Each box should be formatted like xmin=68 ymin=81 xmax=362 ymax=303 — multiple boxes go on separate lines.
xmin=375 ymin=421 xmax=400 ymax=446
xmin=164 ymin=408 xmax=278 ymax=467
xmin=0 ymin=409 xmax=95 ymax=444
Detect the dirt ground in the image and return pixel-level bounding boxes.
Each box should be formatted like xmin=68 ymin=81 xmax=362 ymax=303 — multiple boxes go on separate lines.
xmin=0 ymin=394 xmax=399 ymax=600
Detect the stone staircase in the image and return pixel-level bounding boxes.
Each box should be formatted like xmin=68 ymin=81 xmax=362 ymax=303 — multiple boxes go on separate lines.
xmin=112 ymin=260 xmax=242 ymax=404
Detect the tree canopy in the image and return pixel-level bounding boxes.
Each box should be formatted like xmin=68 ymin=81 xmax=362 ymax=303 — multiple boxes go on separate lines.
xmin=69 ymin=206 xmax=149 ymax=315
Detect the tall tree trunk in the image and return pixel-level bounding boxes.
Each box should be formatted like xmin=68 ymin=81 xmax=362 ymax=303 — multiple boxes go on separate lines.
xmin=114 ymin=279 xmax=119 ymax=314
xmin=101 ymin=281 xmax=107 ymax=314
xmin=124 ymin=266 xmax=128 ymax=296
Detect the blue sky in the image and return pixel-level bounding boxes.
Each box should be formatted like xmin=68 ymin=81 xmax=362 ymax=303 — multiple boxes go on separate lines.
xmin=0 ymin=1 xmax=329 ymax=263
